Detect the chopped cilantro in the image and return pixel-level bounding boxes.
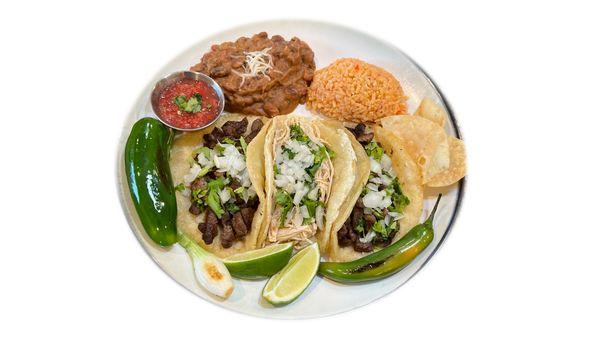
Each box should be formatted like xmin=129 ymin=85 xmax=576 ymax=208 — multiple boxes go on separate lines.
xmin=239 ymin=137 xmax=248 ymax=154
xmin=290 ymin=124 xmax=309 ymax=143
xmin=388 ymin=178 xmax=410 ymax=214
xmin=214 ymin=144 xmax=225 ymax=155
xmin=225 ymin=202 xmax=240 ymax=213
xmin=306 ymin=145 xmax=332 ymax=177
xmin=364 ymin=141 xmax=384 ymax=161
xmin=173 ymin=93 xmax=203 ymax=113
xmin=302 ymin=198 xmax=323 ymax=218
xmin=275 ymin=189 xmax=294 ymax=226
xmin=205 ymin=178 xmax=225 ymax=218
xmin=222 ymin=137 xmax=236 ymax=145
xmin=282 ymin=146 xmax=296 ymax=159
xmin=354 ymin=217 xmax=366 ymax=235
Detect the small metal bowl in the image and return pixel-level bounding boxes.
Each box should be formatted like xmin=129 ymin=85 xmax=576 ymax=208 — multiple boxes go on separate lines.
xmin=150 ymin=71 xmax=225 ymax=131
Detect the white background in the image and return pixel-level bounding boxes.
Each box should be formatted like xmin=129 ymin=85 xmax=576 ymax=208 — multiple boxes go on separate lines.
xmin=1 ymin=1 xmax=599 ymax=336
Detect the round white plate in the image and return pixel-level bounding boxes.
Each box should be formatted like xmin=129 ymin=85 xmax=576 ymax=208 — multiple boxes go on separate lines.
xmin=117 ymin=19 xmax=465 ymax=319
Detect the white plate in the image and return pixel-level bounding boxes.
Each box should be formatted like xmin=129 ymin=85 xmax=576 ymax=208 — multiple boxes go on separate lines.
xmin=117 ymin=19 xmax=465 ymax=319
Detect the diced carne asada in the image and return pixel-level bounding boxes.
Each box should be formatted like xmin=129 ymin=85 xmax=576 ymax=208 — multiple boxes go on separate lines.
xmin=190 ymin=177 xmax=206 ymax=190
xmin=245 ymin=119 xmax=264 ymax=142
xmin=240 ymin=207 xmax=255 ymax=231
xmin=357 ymin=132 xmax=374 ymax=143
xmin=202 ymin=127 xmax=226 ymax=148
xmin=221 ymin=118 xmax=248 ymax=138
xmin=189 ymin=203 xmax=202 ymax=215
xmin=353 ymin=241 xmax=373 ymax=252
xmin=232 ymin=212 xmax=247 ymax=237
xmin=229 ymin=179 xmax=241 ymax=191
xmin=202 ymin=209 xmax=219 ymax=244
xmin=364 ymin=214 xmax=376 ymax=232
xmin=220 ymin=224 xmax=235 ymax=248
xmin=337 ymin=218 xmax=352 ymax=247
xmin=348 ymin=123 xmax=374 ymax=144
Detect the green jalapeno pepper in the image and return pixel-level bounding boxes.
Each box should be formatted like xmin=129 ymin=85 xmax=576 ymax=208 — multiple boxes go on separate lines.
xmin=319 ymin=194 xmax=442 ymax=283
xmin=124 ymin=117 xmax=177 ymax=246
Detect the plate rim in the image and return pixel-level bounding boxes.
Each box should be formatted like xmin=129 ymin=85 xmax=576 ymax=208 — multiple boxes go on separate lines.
xmin=115 ymin=18 xmax=466 ymax=319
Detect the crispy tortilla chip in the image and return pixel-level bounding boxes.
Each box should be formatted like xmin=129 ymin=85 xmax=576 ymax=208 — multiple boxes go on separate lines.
xmin=414 ymin=98 xmax=445 ymax=128
xmin=427 ymin=137 xmax=466 ymax=187
xmin=380 ymin=115 xmax=450 ymax=184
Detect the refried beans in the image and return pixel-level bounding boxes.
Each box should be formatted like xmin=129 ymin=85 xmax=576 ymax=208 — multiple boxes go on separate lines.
xmin=191 ymin=32 xmax=315 ymax=117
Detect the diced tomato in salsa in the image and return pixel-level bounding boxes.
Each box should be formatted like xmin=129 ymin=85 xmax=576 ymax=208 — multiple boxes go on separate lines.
xmin=157 ymin=78 xmax=220 ymax=129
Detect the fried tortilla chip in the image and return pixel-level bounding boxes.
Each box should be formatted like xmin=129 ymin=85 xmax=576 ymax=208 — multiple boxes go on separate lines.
xmin=380 ymin=115 xmax=450 ymax=184
xmin=427 ymin=137 xmax=466 ymax=187
xmin=414 ymin=98 xmax=445 ymax=128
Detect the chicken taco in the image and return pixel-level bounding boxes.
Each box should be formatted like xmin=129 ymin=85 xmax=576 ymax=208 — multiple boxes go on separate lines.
xmin=170 ymin=113 xmax=269 ymax=258
xmin=257 ymin=115 xmax=359 ymax=253
xmin=328 ymin=123 xmax=424 ymax=262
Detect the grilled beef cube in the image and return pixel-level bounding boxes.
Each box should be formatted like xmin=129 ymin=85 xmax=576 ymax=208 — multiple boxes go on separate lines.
xmin=363 ymin=214 xmax=376 ymax=233
xmin=240 ymin=207 xmax=255 ymax=231
xmin=189 ymin=203 xmax=201 ymax=215
xmin=353 ymin=123 xmax=366 ymax=137
xmin=232 ymin=212 xmax=247 ymax=237
xmin=356 ymin=132 xmax=374 ymax=144
xmin=190 ymin=177 xmax=206 ymax=190
xmin=251 ymin=119 xmax=264 ymax=132
xmin=354 ymin=241 xmax=374 ymax=252
xmin=337 ymin=219 xmax=353 ymax=247
xmin=221 ymin=118 xmax=248 ymax=138
xmin=220 ymin=211 xmax=231 ymax=228
xmin=198 ymin=221 xmax=206 ymax=234
xmin=351 ymin=207 xmax=363 ymax=228
xmin=245 ymin=119 xmax=264 ymax=142
xmin=229 ymin=179 xmax=241 ymax=191
xmin=203 ymin=127 xmax=226 ymax=148
xmin=202 ymin=209 xmax=219 ymax=244
xmin=221 ymin=224 xmax=235 ymax=248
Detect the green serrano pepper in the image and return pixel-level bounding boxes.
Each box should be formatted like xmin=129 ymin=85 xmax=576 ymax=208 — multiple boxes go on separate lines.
xmin=319 ymin=194 xmax=442 ymax=283
xmin=124 ymin=117 xmax=177 ymax=246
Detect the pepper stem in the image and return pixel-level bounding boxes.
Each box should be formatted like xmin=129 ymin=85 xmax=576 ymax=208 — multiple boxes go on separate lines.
xmin=424 ymin=194 xmax=443 ymax=226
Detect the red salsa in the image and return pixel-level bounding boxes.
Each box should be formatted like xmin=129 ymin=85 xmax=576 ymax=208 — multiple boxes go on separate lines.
xmin=157 ymin=78 xmax=221 ymax=129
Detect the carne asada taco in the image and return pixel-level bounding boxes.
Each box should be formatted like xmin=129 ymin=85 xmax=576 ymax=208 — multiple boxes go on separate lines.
xmin=170 ymin=113 xmax=269 ymax=258
xmin=328 ymin=123 xmax=423 ymax=262
xmin=258 ymin=115 xmax=359 ymax=253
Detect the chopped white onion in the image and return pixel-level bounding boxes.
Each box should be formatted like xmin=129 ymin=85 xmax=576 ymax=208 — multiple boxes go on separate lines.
xmin=218 ymin=188 xmax=231 ymax=204
xmin=359 ymin=230 xmax=377 ymax=243
xmin=370 ymin=157 xmax=382 ymax=175
xmin=366 ymin=183 xmax=379 ymax=191
xmin=183 ymin=163 xmax=202 ymax=184
xmin=307 ymin=187 xmax=319 ymax=200
xmin=300 ymin=205 xmax=310 ymax=218
xmin=362 ymin=190 xmax=392 ymax=209
xmin=315 ymin=206 xmax=324 ymax=230
xmin=197 ymin=152 xmax=212 ymax=167
xmin=293 ymin=182 xmax=309 ymax=205
xmin=380 ymin=153 xmax=392 ymax=172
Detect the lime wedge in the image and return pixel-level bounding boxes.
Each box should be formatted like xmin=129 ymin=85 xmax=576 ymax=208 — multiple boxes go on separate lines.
xmin=262 ymin=242 xmax=320 ymax=306
xmin=222 ymin=243 xmax=293 ymax=279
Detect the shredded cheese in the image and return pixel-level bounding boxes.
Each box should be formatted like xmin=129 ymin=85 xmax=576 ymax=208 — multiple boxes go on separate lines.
xmin=232 ymin=47 xmax=274 ymax=88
